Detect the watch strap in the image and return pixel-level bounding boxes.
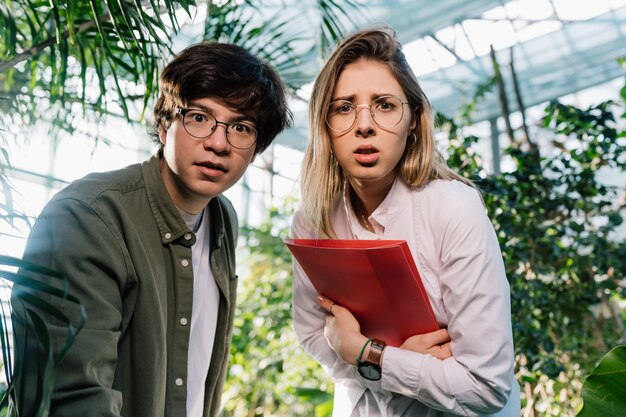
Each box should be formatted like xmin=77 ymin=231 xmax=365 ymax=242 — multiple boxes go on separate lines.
xmin=365 ymin=338 xmax=386 ymax=366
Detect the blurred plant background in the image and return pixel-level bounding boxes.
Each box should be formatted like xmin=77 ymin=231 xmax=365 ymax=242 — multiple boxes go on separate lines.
xmin=1 ymin=0 xmax=626 ymax=416
xmin=442 ymin=89 xmax=626 ymax=416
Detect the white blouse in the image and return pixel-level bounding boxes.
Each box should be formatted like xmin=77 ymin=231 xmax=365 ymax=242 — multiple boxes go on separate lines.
xmin=291 ymin=177 xmax=520 ymax=417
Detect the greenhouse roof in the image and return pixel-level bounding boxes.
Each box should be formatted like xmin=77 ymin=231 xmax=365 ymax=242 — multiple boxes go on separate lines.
xmin=277 ymin=0 xmax=626 ymax=151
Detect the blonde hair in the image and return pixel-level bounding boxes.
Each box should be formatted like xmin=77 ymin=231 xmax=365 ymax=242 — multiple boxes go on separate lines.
xmin=301 ymin=27 xmax=475 ymax=238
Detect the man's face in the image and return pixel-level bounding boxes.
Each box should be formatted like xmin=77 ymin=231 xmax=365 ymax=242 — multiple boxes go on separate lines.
xmin=159 ymin=97 xmax=257 ymax=213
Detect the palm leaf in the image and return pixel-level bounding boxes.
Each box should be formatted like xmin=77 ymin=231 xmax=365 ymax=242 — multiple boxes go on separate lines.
xmin=1 ymin=256 xmax=87 ymax=416
xmin=317 ymin=0 xmax=364 ymax=55
xmin=2 ymin=0 xmax=365 ymax=139
xmin=0 ymin=290 xmax=14 ymax=391
xmin=0 ymin=0 xmax=191 ymax=139
xmin=203 ymin=0 xmax=363 ymax=92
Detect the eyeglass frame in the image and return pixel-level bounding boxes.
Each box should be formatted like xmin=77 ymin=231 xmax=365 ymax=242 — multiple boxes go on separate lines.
xmin=325 ymin=95 xmax=410 ymax=133
xmin=176 ymin=107 xmax=258 ymax=150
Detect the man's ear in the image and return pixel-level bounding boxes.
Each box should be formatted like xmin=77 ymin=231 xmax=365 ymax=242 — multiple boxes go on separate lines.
xmin=159 ymin=123 xmax=167 ymax=145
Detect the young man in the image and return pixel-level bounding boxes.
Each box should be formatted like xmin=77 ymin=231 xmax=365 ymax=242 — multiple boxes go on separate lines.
xmin=11 ymin=42 xmax=291 ymax=417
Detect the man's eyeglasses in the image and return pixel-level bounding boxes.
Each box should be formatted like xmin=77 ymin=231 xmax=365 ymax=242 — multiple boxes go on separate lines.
xmin=326 ymin=95 xmax=409 ymax=133
xmin=177 ymin=108 xmax=258 ymax=150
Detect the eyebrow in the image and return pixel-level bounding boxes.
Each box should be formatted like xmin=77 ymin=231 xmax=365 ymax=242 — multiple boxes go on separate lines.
xmin=331 ymin=93 xmax=400 ymax=102
xmin=332 ymin=94 xmax=356 ymax=102
xmin=187 ymin=101 xmax=257 ymax=125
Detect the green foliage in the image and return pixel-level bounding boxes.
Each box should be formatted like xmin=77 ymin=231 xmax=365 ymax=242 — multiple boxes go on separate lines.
xmin=578 ymin=345 xmax=626 ymax=417
xmin=0 ymin=0 xmax=364 ymax=141
xmin=0 ymin=255 xmax=86 ymax=415
xmin=205 ymin=0 xmax=303 ymax=88
xmin=0 ymin=0 xmax=195 ymax=138
xmin=443 ymin=90 xmax=626 ymax=415
xmin=222 ymin=206 xmax=333 ymax=417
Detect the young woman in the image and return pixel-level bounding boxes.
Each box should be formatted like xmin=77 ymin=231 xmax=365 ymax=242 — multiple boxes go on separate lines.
xmin=291 ymin=28 xmax=520 ymax=416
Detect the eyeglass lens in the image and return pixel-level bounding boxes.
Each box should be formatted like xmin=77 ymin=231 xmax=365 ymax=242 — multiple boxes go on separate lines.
xmin=326 ymin=96 xmax=405 ymax=132
xmin=182 ymin=109 xmax=257 ymax=149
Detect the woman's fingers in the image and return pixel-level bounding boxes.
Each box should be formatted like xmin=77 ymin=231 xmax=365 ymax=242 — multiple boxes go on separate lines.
xmin=400 ymin=328 xmax=453 ymax=358
xmin=428 ymin=342 xmax=452 ymax=360
xmin=317 ymin=297 xmax=453 ymax=361
xmin=316 ymin=295 xmax=339 ymax=315
xmin=426 ymin=328 xmax=450 ymax=345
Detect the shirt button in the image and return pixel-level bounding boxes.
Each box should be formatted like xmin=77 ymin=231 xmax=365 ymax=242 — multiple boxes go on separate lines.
xmin=180 ymin=317 xmax=188 ymax=326
xmin=181 ymin=259 xmax=189 ymax=267
xmin=164 ymin=232 xmax=172 ymax=239
xmin=175 ymin=378 xmax=183 ymax=386
xmin=184 ymin=233 xmax=192 ymax=240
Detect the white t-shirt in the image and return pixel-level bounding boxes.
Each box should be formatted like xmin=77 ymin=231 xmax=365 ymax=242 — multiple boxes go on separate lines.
xmin=180 ymin=208 xmax=220 ymax=417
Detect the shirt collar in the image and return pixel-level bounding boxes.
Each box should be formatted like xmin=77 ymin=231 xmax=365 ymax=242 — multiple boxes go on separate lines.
xmin=141 ymin=154 xmax=226 ymax=248
xmin=341 ymin=176 xmax=410 ymax=238
xmin=374 ymin=176 xmax=412 ymax=229
xmin=141 ymin=154 xmax=187 ymax=245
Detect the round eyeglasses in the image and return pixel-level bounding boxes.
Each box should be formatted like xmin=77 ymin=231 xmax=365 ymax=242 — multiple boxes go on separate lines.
xmin=326 ymin=95 xmax=409 ymax=133
xmin=177 ymin=108 xmax=258 ymax=150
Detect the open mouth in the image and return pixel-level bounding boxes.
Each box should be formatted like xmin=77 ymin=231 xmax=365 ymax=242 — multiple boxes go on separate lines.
xmin=354 ymin=145 xmax=379 ymax=155
xmin=353 ymin=146 xmax=379 ymax=165
xmin=196 ymin=161 xmax=227 ymax=172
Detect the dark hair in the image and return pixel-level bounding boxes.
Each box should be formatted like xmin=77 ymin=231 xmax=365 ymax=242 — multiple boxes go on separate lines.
xmin=151 ymin=42 xmax=292 ymax=154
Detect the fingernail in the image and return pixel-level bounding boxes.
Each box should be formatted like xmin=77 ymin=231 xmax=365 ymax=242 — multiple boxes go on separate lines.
xmin=316 ymin=295 xmax=325 ymax=304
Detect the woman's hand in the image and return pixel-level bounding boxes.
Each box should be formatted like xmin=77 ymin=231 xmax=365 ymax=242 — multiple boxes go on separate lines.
xmin=400 ymin=328 xmax=453 ymax=360
xmin=316 ymin=295 xmax=368 ymax=365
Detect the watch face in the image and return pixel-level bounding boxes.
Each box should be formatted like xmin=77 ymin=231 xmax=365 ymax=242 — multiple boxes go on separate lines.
xmin=357 ymin=363 xmax=381 ymax=381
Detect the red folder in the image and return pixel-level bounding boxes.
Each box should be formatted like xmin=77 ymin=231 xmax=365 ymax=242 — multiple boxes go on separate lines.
xmin=285 ymin=239 xmax=439 ymax=347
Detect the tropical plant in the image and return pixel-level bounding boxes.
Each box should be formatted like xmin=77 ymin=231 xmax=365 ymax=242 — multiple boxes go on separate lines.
xmin=0 ymin=255 xmax=86 ymax=415
xmin=0 ymin=0 xmax=363 ymax=137
xmin=441 ymin=82 xmax=626 ymax=415
xmin=0 ymin=0 xmax=365 ymax=238
xmin=222 ymin=204 xmax=333 ymax=417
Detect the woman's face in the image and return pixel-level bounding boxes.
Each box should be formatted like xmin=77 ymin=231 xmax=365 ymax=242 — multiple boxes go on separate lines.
xmin=328 ymin=59 xmax=415 ymax=189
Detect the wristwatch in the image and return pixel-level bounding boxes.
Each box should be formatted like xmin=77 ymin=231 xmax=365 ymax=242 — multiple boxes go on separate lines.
xmin=357 ymin=338 xmax=386 ymax=381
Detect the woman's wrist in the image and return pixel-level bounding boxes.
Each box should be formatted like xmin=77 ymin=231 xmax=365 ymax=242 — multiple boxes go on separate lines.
xmin=347 ymin=335 xmax=370 ymax=365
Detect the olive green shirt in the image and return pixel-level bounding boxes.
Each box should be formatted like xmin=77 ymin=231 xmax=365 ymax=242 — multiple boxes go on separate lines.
xmin=12 ymin=154 xmax=239 ymax=417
